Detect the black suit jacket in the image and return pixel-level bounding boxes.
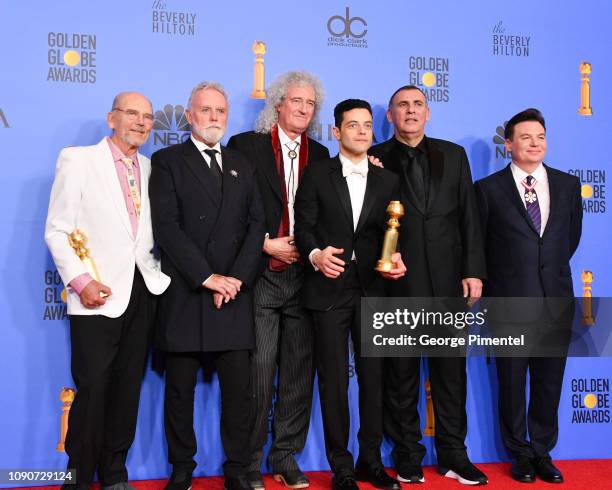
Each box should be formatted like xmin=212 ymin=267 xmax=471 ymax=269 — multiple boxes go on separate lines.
xmin=227 ymin=131 xmax=330 ymax=238
xmin=294 ymin=156 xmax=400 ymax=311
xmin=369 ymin=136 xmax=486 ymax=297
xmin=149 ymin=139 xmax=265 ymax=352
xmin=475 ymin=164 xmax=582 ymax=299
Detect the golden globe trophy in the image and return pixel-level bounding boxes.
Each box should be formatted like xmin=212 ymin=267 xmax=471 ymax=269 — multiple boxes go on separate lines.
xmin=581 ymin=270 xmax=595 ymax=326
xmin=251 ymin=41 xmax=266 ymax=99
xmin=578 ymin=62 xmax=593 ymax=116
xmin=375 ymin=201 xmax=404 ymax=272
xmin=57 ymin=387 xmax=75 ymax=452
xmin=60 ymin=229 xmax=107 ymax=302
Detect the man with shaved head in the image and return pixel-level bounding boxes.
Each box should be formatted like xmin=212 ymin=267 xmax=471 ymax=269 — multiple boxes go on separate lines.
xmin=369 ymin=85 xmax=487 ymax=486
xmin=45 ymin=91 xmax=170 ymax=490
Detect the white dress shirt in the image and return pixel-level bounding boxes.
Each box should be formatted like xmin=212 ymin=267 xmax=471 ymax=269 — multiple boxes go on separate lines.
xmin=190 ymin=134 xmax=222 ymax=286
xmin=510 ymin=161 xmax=550 ymax=236
xmin=309 ymin=153 xmax=369 ymax=269
xmin=191 ymin=135 xmax=223 ymax=170
xmin=278 ymin=125 xmax=301 ymax=235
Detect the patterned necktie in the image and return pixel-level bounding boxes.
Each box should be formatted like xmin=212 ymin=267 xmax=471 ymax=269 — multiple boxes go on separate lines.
xmin=522 ymin=175 xmax=541 ymax=234
xmin=204 ymin=149 xmax=223 ymax=192
xmin=121 ymin=157 xmax=141 ymax=218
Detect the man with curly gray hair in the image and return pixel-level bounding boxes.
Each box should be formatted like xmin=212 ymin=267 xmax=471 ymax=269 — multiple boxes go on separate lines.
xmin=228 ymin=71 xmax=329 ymax=489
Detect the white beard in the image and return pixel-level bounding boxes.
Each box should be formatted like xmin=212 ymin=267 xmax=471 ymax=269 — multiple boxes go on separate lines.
xmin=194 ymin=125 xmax=225 ymax=145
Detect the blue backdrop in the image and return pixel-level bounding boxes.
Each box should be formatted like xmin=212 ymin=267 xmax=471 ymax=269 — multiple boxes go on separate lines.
xmin=1 ymin=0 xmax=611 ymax=486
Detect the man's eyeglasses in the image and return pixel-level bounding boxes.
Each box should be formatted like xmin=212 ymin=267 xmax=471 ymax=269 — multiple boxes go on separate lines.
xmin=113 ymin=107 xmax=155 ymax=124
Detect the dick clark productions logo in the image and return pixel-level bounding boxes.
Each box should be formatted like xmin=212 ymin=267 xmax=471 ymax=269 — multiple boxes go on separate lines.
xmin=327 ymin=7 xmax=368 ymax=49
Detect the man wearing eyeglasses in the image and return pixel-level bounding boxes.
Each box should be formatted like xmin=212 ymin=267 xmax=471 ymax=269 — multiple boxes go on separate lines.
xmin=45 ymin=91 xmax=170 ymax=490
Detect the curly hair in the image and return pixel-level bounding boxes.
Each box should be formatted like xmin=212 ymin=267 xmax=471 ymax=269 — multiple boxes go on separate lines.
xmin=254 ymin=70 xmax=324 ymax=135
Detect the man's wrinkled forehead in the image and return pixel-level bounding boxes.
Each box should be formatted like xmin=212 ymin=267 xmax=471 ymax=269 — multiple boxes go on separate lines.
xmin=391 ymin=88 xmax=427 ymax=107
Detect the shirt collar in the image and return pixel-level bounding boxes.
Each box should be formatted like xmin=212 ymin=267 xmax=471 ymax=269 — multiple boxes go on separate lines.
xmin=278 ymin=125 xmax=301 ymax=148
xmin=394 ymin=135 xmax=428 ymax=156
xmin=339 ymin=153 xmax=368 ymax=178
xmin=106 ymin=136 xmax=139 ymax=165
xmin=510 ymin=161 xmax=547 ymax=185
xmin=190 ymin=134 xmax=221 ymax=155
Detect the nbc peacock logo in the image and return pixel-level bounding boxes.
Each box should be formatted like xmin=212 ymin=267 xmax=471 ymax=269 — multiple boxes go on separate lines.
xmin=152 ymin=104 xmax=191 ymax=147
xmin=493 ymin=121 xmax=511 ymax=160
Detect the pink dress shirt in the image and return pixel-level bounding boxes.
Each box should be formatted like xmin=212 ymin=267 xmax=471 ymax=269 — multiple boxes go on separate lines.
xmin=69 ymin=137 xmax=142 ymax=294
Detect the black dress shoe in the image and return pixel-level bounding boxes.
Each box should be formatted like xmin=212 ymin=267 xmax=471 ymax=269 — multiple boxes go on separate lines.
xmin=61 ymin=484 xmax=90 ymax=490
xmin=439 ymin=459 xmax=488 ymax=485
xmin=272 ymin=469 xmax=309 ymax=488
xmin=164 ymin=472 xmax=192 ymax=490
xmin=511 ymin=457 xmax=536 ymax=483
xmin=332 ymin=473 xmax=359 ymax=490
xmin=246 ymin=470 xmax=265 ymax=490
xmin=356 ymin=464 xmax=400 ymax=489
xmin=396 ymin=463 xmax=425 ymax=483
xmin=532 ymin=457 xmax=563 ymax=483
xmin=224 ymin=475 xmax=251 ymax=490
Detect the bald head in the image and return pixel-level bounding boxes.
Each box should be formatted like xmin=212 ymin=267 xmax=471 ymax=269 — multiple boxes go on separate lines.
xmin=111 ymin=91 xmax=152 ymax=112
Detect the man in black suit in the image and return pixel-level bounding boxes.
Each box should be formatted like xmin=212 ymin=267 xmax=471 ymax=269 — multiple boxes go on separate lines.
xmin=475 ymin=108 xmax=582 ymax=484
xmin=150 ymin=81 xmax=265 ymax=490
xmin=227 ymin=71 xmax=329 ymax=490
xmin=295 ymin=99 xmax=406 ymax=490
xmin=369 ymin=85 xmax=487 ymax=485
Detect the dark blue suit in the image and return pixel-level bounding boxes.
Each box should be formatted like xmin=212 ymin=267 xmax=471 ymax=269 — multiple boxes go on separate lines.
xmin=475 ymin=163 xmax=582 ymax=458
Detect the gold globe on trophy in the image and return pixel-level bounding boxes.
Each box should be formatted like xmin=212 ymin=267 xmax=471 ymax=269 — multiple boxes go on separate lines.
xmin=581 ymin=270 xmax=595 ymax=326
xmin=578 ymin=62 xmax=593 ymax=116
xmin=375 ymin=201 xmax=404 ymax=272
xmin=60 ymin=229 xmax=106 ymax=302
xmin=57 ymin=387 xmax=75 ymax=452
xmin=251 ymin=41 xmax=266 ymax=99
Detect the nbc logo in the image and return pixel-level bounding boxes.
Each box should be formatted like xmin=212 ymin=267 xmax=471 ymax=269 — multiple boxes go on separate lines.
xmin=152 ymin=104 xmax=191 ymax=147
xmin=493 ymin=121 xmax=511 ymax=159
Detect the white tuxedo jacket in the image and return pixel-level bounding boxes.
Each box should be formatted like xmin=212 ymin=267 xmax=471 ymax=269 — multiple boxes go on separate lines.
xmin=45 ymin=138 xmax=170 ymax=317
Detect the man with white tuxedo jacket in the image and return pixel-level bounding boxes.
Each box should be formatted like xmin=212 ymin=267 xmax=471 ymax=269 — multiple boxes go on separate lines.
xmin=45 ymin=91 xmax=171 ymax=490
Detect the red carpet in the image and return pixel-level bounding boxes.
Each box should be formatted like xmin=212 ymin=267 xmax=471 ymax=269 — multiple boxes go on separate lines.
xmin=19 ymin=460 xmax=612 ymax=490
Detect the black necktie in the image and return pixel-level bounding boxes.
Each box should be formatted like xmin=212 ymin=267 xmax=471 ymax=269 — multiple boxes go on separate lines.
xmin=404 ymin=147 xmax=425 ymax=204
xmin=204 ymin=149 xmax=222 ymax=192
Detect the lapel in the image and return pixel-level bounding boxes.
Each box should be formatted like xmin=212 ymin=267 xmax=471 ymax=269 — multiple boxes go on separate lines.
xmin=181 ymin=138 xmax=221 ymax=206
xmin=542 ymin=163 xmax=556 ymax=236
xmin=329 ymin=157 xmax=354 ymax=230
xmin=426 ymin=137 xmax=444 ymax=211
xmin=355 ymin=163 xmax=381 ymax=234
xmin=97 ymin=139 xmax=134 ymax=239
xmin=134 ymin=151 xmax=149 ymax=243
xmin=259 ymin=134 xmax=283 ymax=203
xmin=215 ymin=147 xmax=240 ymax=226
xmin=498 ymin=164 xmax=540 ymax=235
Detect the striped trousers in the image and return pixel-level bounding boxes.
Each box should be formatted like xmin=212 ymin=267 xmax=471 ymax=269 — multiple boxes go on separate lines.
xmin=249 ymin=263 xmax=315 ymax=472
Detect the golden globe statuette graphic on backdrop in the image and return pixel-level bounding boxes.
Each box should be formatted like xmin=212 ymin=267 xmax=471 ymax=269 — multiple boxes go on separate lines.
xmin=251 ymin=41 xmax=266 ymax=99
xmin=424 ymin=378 xmax=435 ymax=436
xmin=57 ymin=388 xmax=75 ymax=452
xmin=375 ymin=201 xmax=404 ymax=272
xmin=60 ymin=229 xmax=107 ymax=302
xmin=581 ymin=270 xmax=595 ymax=326
xmin=578 ymin=62 xmax=593 ymax=116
